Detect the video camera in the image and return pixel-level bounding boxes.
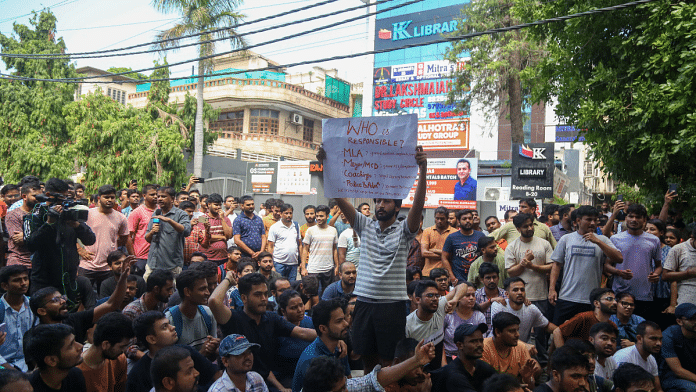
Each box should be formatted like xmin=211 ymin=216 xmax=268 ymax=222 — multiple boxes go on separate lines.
xmin=35 ymin=194 xmax=90 ymax=222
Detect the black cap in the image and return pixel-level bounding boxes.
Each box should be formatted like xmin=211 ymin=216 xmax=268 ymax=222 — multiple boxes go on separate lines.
xmin=453 ymin=323 xmax=488 ymax=343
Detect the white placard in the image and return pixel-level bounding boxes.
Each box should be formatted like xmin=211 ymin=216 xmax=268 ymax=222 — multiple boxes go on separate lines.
xmin=322 ymin=115 xmax=419 ymax=198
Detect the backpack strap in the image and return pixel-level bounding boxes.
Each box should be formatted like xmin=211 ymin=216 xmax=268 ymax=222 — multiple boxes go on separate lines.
xmin=169 ymin=305 xmax=183 ymax=338
xmin=197 ymin=305 xmax=213 ymax=335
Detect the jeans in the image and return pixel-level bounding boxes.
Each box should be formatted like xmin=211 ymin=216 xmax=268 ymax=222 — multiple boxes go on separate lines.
xmin=274 ymin=262 xmax=298 ymax=283
xmin=662 ymin=377 xmax=696 ymax=392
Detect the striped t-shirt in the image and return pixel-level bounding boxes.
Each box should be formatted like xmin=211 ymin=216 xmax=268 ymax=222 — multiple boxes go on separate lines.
xmin=303 ymin=225 xmax=338 ymax=273
xmin=353 ymin=213 xmax=417 ymax=301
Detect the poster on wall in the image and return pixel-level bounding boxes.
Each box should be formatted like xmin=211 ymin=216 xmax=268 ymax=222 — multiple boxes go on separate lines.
xmin=246 ymin=162 xmax=277 ymax=194
xmin=403 ymin=157 xmax=478 ymax=209
xmin=511 ymin=143 xmax=555 ymax=199
xmin=277 ymin=161 xmax=311 ymax=195
xmin=417 ymin=119 xmax=469 ymax=151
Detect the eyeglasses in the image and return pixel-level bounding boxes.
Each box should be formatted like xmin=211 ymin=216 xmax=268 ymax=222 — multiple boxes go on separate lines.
xmin=620 ymin=301 xmax=635 ymax=308
xmin=46 ymin=295 xmax=67 ymax=304
xmin=601 ymin=297 xmax=616 ymax=302
xmin=423 ymin=293 xmax=441 ymax=299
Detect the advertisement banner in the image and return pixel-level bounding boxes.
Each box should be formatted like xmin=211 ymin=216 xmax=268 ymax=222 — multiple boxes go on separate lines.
xmin=403 ymin=157 xmax=478 ymax=209
xmin=495 ymin=200 xmax=543 ymax=221
xmin=322 ymin=115 xmax=419 ymax=199
xmin=417 ymin=119 xmax=469 ymax=151
xmin=247 ymin=162 xmax=277 ymax=194
xmin=277 ymin=161 xmax=311 ymax=195
xmin=374 ymin=4 xmax=464 ymax=52
xmin=374 ymin=60 xmax=467 ymax=84
xmin=511 ymin=143 xmax=554 ymax=199
xmin=555 ymin=125 xmax=586 ymax=142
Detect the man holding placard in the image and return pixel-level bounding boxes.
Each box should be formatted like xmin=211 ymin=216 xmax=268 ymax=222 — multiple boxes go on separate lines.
xmin=316 ymin=139 xmax=427 ymax=374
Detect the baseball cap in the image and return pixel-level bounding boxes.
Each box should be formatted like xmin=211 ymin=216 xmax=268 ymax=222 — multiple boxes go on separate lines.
xmin=219 ymin=334 xmax=260 ymax=357
xmin=453 ymin=323 xmax=488 ymax=343
xmin=675 ymin=303 xmax=696 ymax=319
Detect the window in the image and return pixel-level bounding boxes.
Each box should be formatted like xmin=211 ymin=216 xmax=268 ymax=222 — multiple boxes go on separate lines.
xmin=249 ymin=109 xmax=279 ymax=135
xmin=303 ymin=119 xmax=314 ymax=142
xmin=107 ymin=87 xmax=126 ymax=104
xmin=210 ymin=111 xmax=244 ymax=138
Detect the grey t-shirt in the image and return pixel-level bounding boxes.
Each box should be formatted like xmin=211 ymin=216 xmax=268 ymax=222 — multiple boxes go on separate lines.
xmin=165 ymin=305 xmax=217 ymax=351
xmin=146 ymin=207 xmax=191 ymax=270
xmin=405 ymin=296 xmax=449 ymax=344
xmin=504 ymin=237 xmax=554 ymax=301
xmin=551 ymin=232 xmax=618 ymax=304
xmin=490 ymin=302 xmax=548 ymax=343
xmin=663 ymin=240 xmax=696 ymax=305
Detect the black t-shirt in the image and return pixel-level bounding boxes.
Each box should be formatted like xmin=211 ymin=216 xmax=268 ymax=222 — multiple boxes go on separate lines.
xmin=126 ymin=344 xmax=219 ymax=392
xmin=30 ymin=367 xmax=87 ymax=392
xmin=430 ymin=358 xmax=497 ymax=392
xmin=533 ymin=384 xmax=554 ymax=392
xmin=63 ymin=309 xmax=94 ymax=344
xmin=220 ymin=309 xmax=296 ymax=379
xmin=99 ymin=275 xmax=146 ymax=299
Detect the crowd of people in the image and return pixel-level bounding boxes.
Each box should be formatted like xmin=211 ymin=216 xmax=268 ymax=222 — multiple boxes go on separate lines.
xmin=0 ymin=148 xmax=693 ymax=392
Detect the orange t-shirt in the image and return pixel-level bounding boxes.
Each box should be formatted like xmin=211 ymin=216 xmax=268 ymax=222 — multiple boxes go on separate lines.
xmin=482 ymin=337 xmax=531 ymax=378
xmin=78 ymin=353 xmax=127 ymax=392
xmin=421 ymin=225 xmax=458 ymax=276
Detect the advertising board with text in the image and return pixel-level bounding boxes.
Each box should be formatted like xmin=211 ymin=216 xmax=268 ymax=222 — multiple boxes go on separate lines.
xmin=417 ymin=119 xmax=469 ymax=151
xmin=374 ymin=4 xmax=465 ymax=52
xmin=277 ymin=161 xmax=311 ymax=195
xmin=403 ymin=157 xmax=478 ymax=209
xmin=510 ymin=143 xmax=554 ymax=199
xmin=322 ymin=115 xmax=419 ymax=199
xmin=246 ymin=162 xmax=277 ymax=194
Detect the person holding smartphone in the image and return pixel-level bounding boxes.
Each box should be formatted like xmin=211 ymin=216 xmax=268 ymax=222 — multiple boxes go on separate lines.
xmin=197 ymin=194 xmax=232 ymax=266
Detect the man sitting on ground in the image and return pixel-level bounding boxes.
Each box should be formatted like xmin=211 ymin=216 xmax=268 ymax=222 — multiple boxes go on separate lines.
xmin=554 ymin=288 xmax=618 ymax=347
xmin=25 ymin=324 xmax=86 ymax=392
xmin=482 ymin=312 xmax=540 ymax=386
xmin=208 ymin=334 xmax=269 ymax=392
xmin=612 ymin=321 xmax=663 ymax=392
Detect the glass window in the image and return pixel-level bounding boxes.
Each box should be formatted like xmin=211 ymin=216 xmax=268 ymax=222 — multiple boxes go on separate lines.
xmin=249 ymin=109 xmax=279 ymax=135
xmin=210 ymin=110 xmax=244 ymax=138
xmin=303 ymin=119 xmax=314 ymax=142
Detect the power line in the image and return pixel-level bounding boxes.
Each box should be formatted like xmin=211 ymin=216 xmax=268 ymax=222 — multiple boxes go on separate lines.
xmin=0 ymin=0 xmax=342 ymax=58
xmin=0 ymin=0 xmax=659 ymax=85
xmin=59 ymin=18 xmax=180 ymax=32
xmin=1 ymin=0 xmax=421 ymax=81
xmin=0 ymin=0 xmax=79 ymax=24
xmin=1 ymin=0 xmax=386 ymax=60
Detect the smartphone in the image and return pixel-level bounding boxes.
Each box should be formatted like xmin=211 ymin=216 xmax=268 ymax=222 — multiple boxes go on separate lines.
xmin=131 ymin=179 xmax=137 ymax=185
xmin=181 ymin=183 xmax=187 ymax=189
xmin=617 ymin=194 xmax=623 ymax=202
xmin=194 ymin=177 xmax=205 ymax=184
xmin=198 ymin=215 xmax=209 ymax=224
xmin=0 ymin=323 xmax=7 ymax=334
xmin=669 ymin=183 xmax=679 ymax=193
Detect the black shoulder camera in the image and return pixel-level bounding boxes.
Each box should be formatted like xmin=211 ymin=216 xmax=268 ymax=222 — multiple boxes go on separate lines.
xmin=35 ymin=194 xmax=90 ymax=222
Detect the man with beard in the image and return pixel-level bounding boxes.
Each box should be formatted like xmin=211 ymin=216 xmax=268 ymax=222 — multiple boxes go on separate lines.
xmin=31 ymin=256 xmax=135 ymax=345
xmin=659 ymin=303 xmax=696 ymax=392
xmin=165 ymin=270 xmax=219 ymax=359
xmin=604 ymin=204 xmax=662 ymax=320
xmin=491 ymin=199 xmax=557 ymax=247
xmin=267 ymin=203 xmax=302 ymax=283
xmin=300 ymin=205 xmax=317 ymax=240
xmin=534 ymin=346 xmax=591 ymax=392
xmin=474 ymin=263 xmax=507 ymax=333
xmin=301 ymin=205 xmax=338 ymax=295
xmin=554 ymin=288 xmax=619 ymax=347
xmin=145 ymin=187 xmax=192 ymax=279
xmin=256 ymin=252 xmax=282 ymax=297
xmin=442 ymin=209 xmax=486 ymax=284
xmin=551 ymin=205 xmax=574 ymax=242
xmin=122 ymin=269 xmax=175 ymax=320
xmin=209 ymin=334 xmax=268 ymax=392
xmin=5 ymin=182 xmax=40 ymax=268
xmin=26 ymin=324 xmax=86 ymax=392
xmin=482 ymin=312 xmax=539 ymax=385
xmin=292 ymin=299 xmax=351 ymax=392
xmin=588 ymin=322 xmax=618 ymax=380
xmin=150 ymin=346 xmax=200 ymax=392
xmin=612 ymin=321 xmax=663 ymax=392
xmin=322 ymin=261 xmax=357 ymax=301
xmin=233 ymin=195 xmax=266 ymax=258
xmin=210 ymin=272 xmax=317 ymax=391
xmin=421 ymin=207 xmax=457 ymax=277
xmin=549 ymin=206 xmax=623 ymax=325
xmin=77 ymin=312 xmax=134 ymax=392
xmin=448 ymin=210 xmax=459 ymax=229
xmin=319 ymin=146 xmax=428 ymax=373
xmin=128 ymin=184 xmax=159 ymax=276
xmin=384 ymin=338 xmax=433 ymax=392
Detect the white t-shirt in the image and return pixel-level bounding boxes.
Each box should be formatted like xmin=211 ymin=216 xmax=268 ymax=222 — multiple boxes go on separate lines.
xmin=504 ymin=237 xmax=554 ymax=301
xmin=337 ymin=228 xmax=361 ymax=268
xmin=267 ymin=220 xmax=300 ymax=265
xmin=613 ymin=345 xmax=658 ymax=376
xmin=405 ymin=296 xmax=448 ymax=344
xmin=303 ymin=225 xmax=338 ymax=273
xmin=226 ymin=213 xmax=238 ymax=248
xmin=594 ymin=356 xmax=617 ymax=380
xmin=663 ymin=241 xmax=696 ymax=305
xmin=490 ymin=302 xmax=548 ymax=343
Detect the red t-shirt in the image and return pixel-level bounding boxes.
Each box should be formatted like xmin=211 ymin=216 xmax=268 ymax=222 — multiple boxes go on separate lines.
xmin=198 ymin=213 xmax=232 ymax=261
xmin=127 ymin=205 xmax=155 ymax=259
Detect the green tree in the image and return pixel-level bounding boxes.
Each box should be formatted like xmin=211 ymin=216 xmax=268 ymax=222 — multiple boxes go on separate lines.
xmin=105 ymin=67 xmax=148 ymax=80
xmin=152 ymin=0 xmax=245 ymax=177
xmin=446 ymin=0 xmax=546 ymax=144
xmin=529 ymin=1 xmax=696 ymax=215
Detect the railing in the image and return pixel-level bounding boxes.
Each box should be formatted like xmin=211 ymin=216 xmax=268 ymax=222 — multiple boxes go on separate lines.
xmin=217 ymin=131 xmax=320 ymax=150
xmin=129 ymin=77 xmax=350 ymax=112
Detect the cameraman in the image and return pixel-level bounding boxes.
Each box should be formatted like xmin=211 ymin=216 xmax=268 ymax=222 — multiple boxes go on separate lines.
xmin=23 ymin=178 xmax=96 ymax=307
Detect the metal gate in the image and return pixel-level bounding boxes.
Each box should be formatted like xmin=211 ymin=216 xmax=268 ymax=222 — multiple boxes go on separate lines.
xmin=199 ymin=177 xmax=244 ymax=197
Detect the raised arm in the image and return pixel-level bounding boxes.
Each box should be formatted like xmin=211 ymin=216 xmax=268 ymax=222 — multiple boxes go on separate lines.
xmin=407 ymin=147 xmax=428 ymax=234
xmin=209 ymin=270 xmax=235 ymax=325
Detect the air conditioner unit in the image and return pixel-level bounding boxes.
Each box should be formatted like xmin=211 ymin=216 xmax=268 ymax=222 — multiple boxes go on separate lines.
xmin=484 ymin=187 xmax=510 ymax=201
xmin=291 ymin=113 xmax=303 ymax=125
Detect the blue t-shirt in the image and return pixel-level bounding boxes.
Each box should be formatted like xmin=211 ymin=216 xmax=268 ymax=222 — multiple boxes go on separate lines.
xmin=609 ymin=313 xmax=645 ymax=349
xmin=454 ymin=177 xmax=477 ymax=201
xmin=443 ymin=230 xmax=486 ymax=282
xmin=292 ymin=337 xmax=351 ymax=392
xmin=659 ymin=324 xmax=696 ymax=381
xmin=232 ymin=213 xmax=266 ymax=255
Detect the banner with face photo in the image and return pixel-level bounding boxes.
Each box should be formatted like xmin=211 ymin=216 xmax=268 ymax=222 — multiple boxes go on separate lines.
xmin=403 ymin=157 xmax=478 ymax=209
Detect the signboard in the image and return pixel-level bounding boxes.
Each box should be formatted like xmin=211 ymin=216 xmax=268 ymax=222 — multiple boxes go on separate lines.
xmin=511 ymin=143 xmax=554 ymax=199
xmin=374 ymin=60 xmax=467 ymax=84
xmin=277 ymin=161 xmax=311 ymax=195
xmin=322 ymin=115 xmax=419 ymax=199
xmin=403 ymin=157 xmax=478 ymax=209
xmin=417 ymin=119 xmax=469 ymax=151
xmin=495 ymin=200 xmax=543 ymax=222
xmin=553 ymin=168 xmax=570 ymax=199
xmin=374 ymin=4 xmax=464 ymax=51
xmin=246 ymin=162 xmax=277 ymax=194
xmin=555 ymin=125 xmax=586 ymax=142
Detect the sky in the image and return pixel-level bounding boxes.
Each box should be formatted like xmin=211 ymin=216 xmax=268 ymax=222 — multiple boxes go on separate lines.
xmin=0 ymin=0 xmax=373 ymax=83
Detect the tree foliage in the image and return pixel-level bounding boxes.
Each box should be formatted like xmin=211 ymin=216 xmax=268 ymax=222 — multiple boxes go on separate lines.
xmin=446 ymin=0 xmax=546 ymax=143
xmin=528 ymin=0 xmax=696 ymax=215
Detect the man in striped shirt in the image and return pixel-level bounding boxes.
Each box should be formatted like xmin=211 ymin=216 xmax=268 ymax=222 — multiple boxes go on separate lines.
xmin=322 ymin=146 xmax=428 ymax=373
